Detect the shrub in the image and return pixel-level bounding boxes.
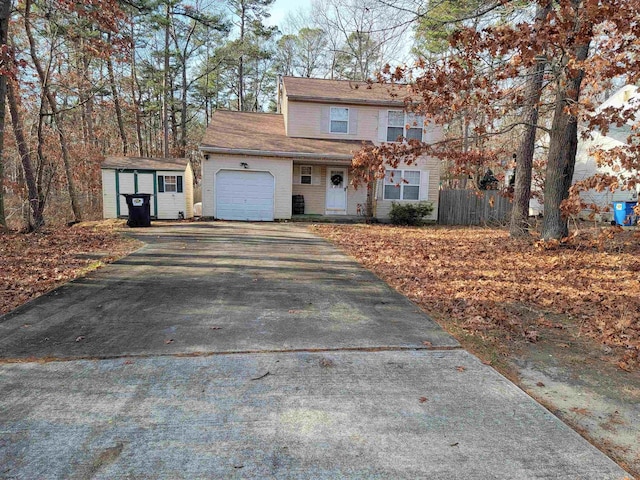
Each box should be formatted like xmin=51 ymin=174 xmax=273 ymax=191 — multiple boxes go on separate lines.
xmin=389 ymin=202 xmax=434 ymax=226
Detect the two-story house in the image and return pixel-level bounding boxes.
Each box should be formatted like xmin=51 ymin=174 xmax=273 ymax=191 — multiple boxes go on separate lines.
xmin=199 ymin=76 xmax=442 ymax=221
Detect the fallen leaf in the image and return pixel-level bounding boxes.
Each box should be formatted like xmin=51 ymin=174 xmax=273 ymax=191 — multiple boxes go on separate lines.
xmin=524 ymin=329 xmax=539 ymax=343
xmin=319 ymin=358 xmax=335 ymax=368
xmin=456 ymin=366 xmax=466 ymax=372
xmin=419 ymin=396 xmax=428 ymax=403
xmin=164 ymin=339 xmax=174 ymax=344
xmin=569 ymin=407 xmax=591 ymax=416
xmin=536 ymin=382 xmax=545 ymax=387
xmin=422 ymin=340 xmax=432 ymax=347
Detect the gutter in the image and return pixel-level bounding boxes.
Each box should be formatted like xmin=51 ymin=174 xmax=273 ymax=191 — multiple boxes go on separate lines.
xmin=286 ymin=95 xmax=405 ymax=107
xmin=198 ymin=146 xmax=356 ymax=161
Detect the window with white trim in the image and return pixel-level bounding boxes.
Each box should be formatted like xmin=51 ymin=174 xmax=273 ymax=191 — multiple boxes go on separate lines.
xmin=300 ymin=165 xmax=312 ymax=184
xmin=158 ymin=175 xmax=183 ymax=193
xmin=386 ymin=110 xmax=424 ymax=142
xmin=384 ymin=169 xmax=420 ymax=200
xmin=330 ymin=107 xmax=349 ymax=133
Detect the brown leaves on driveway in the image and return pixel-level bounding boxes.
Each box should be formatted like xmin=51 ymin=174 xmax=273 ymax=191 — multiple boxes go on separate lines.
xmin=311 ymin=224 xmax=640 ymax=371
xmin=0 ymin=220 xmax=141 ymax=316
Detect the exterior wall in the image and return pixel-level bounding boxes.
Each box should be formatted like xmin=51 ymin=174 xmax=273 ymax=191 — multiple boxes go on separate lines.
xmin=156 ymin=170 xmax=189 ymax=219
xmin=292 ymin=164 xmax=368 ymax=216
xmin=202 ymin=154 xmax=293 ymax=219
xmin=375 ymin=155 xmax=441 ymax=221
xmin=292 ymin=164 xmax=325 ymax=214
xmin=346 ymin=177 xmax=368 ymax=216
xmin=185 ymin=162 xmax=194 ymax=218
xmin=286 ymin=100 xmax=381 ymax=141
xmin=101 ymin=169 xmax=117 ymax=219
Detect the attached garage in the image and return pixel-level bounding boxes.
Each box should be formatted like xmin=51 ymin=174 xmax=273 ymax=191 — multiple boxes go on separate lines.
xmin=101 ymin=157 xmax=194 ymax=220
xmin=215 ymin=170 xmax=274 ymax=221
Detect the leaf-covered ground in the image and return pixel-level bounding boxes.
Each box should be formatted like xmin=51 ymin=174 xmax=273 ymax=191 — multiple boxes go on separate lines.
xmin=311 ymin=224 xmax=640 ymax=371
xmin=0 ymin=220 xmax=141 ymax=316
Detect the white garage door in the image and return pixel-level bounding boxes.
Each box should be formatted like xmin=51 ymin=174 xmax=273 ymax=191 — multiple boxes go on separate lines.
xmin=216 ymin=170 xmax=274 ymax=221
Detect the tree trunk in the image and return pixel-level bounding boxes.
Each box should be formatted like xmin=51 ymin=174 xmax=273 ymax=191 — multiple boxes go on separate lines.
xmin=106 ymin=34 xmax=128 ymax=155
xmin=7 ymin=80 xmax=44 ymax=230
xmin=541 ymin=40 xmax=590 ymax=240
xmin=238 ymin=2 xmax=246 ymax=111
xmin=130 ymin=23 xmax=144 ymax=157
xmin=81 ymin=48 xmax=97 ymax=148
xmin=0 ymin=0 xmax=11 ymax=229
xmin=509 ymin=2 xmax=551 ymax=238
xmin=162 ymin=2 xmax=171 ymax=158
xmin=24 ymin=0 xmax=82 ymax=222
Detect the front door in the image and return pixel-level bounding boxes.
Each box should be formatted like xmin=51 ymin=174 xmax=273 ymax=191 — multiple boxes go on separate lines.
xmin=326 ymin=168 xmax=347 ymax=215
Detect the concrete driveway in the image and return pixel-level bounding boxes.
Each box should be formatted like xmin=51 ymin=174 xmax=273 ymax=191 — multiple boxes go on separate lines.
xmin=0 ymin=222 xmax=629 ymax=479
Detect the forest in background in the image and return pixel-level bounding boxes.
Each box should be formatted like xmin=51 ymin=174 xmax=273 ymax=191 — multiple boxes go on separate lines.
xmin=0 ymin=0 xmax=638 ymax=239
xmin=0 ymin=0 xmax=417 ymax=230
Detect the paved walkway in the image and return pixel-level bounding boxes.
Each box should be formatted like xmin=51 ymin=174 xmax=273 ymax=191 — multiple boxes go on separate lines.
xmin=0 ymin=222 xmax=629 ymax=479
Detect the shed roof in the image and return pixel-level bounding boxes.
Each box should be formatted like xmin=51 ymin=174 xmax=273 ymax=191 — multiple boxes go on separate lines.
xmin=200 ymin=111 xmax=369 ymax=159
xmin=282 ymin=76 xmax=408 ymax=106
xmin=102 ymin=157 xmax=189 ymax=171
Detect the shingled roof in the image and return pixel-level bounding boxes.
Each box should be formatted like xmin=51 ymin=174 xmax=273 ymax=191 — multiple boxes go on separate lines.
xmin=282 ymin=76 xmax=408 ymax=106
xmin=102 ymin=157 xmax=189 ymax=171
xmin=200 ymin=110 xmax=369 ymax=159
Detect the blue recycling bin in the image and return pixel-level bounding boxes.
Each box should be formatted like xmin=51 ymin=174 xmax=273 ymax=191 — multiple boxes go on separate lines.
xmin=612 ymin=201 xmax=637 ymax=226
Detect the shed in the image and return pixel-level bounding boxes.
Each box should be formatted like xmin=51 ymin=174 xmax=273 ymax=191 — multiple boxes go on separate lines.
xmin=101 ymin=157 xmax=194 ymax=220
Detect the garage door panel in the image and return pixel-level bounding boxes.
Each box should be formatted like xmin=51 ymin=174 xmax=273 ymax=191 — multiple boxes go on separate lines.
xmin=216 ymin=170 xmax=274 ymax=221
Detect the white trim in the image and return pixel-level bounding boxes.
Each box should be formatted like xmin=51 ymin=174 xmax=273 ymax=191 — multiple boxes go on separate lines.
xmin=325 ymin=167 xmax=348 ymax=214
xmin=385 ymin=110 xmax=425 ymax=143
xmin=299 ymin=165 xmax=313 ymax=185
xmin=383 ymin=168 xmax=421 ymax=201
xmin=214 ymin=168 xmax=275 ymax=221
xmin=330 ymin=106 xmax=349 ymax=134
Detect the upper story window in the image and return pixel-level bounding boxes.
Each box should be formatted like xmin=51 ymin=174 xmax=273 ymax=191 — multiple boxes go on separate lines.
xmin=384 ymin=169 xmax=420 ymax=200
xmin=330 ymin=107 xmax=349 ymax=133
xmin=300 ymin=165 xmax=312 ymax=184
xmin=387 ymin=110 xmax=424 ymax=142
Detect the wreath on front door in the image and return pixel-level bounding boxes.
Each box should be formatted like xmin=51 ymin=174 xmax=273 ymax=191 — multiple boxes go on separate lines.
xmin=331 ymin=174 xmax=343 ymax=186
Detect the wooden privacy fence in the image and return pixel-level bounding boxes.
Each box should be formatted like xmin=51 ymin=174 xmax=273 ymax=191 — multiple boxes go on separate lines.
xmin=438 ymin=189 xmax=512 ymax=226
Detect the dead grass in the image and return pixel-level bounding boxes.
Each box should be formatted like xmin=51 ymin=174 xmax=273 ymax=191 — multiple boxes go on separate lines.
xmin=311 ymin=223 xmax=640 ymax=371
xmin=0 ymin=219 xmax=141 ymax=316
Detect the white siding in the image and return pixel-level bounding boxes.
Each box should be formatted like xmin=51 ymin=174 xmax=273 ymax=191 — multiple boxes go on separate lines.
xmin=118 ymin=173 xmax=135 ymax=217
xmin=157 ymin=170 xmax=187 ymax=219
xmin=202 ymin=154 xmax=293 ymax=220
xmin=101 ymin=169 xmax=117 ymax=219
xmin=137 ymin=172 xmax=156 ymax=217
xmin=185 ymin=162 xmax=194 ymax=218
xmin=286 ymin=100 xmax=380 ymax=141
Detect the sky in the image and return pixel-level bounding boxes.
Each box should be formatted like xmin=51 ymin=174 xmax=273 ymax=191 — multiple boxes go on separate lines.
xmin=265 ymin=0 xmax=313 ymax=29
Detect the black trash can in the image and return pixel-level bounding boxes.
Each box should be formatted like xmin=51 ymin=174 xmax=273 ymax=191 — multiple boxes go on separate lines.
xmin=122 ymin=193 xmax=152 ymax=227
xmin=292 ymin=195 xmax=305 ymax=214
